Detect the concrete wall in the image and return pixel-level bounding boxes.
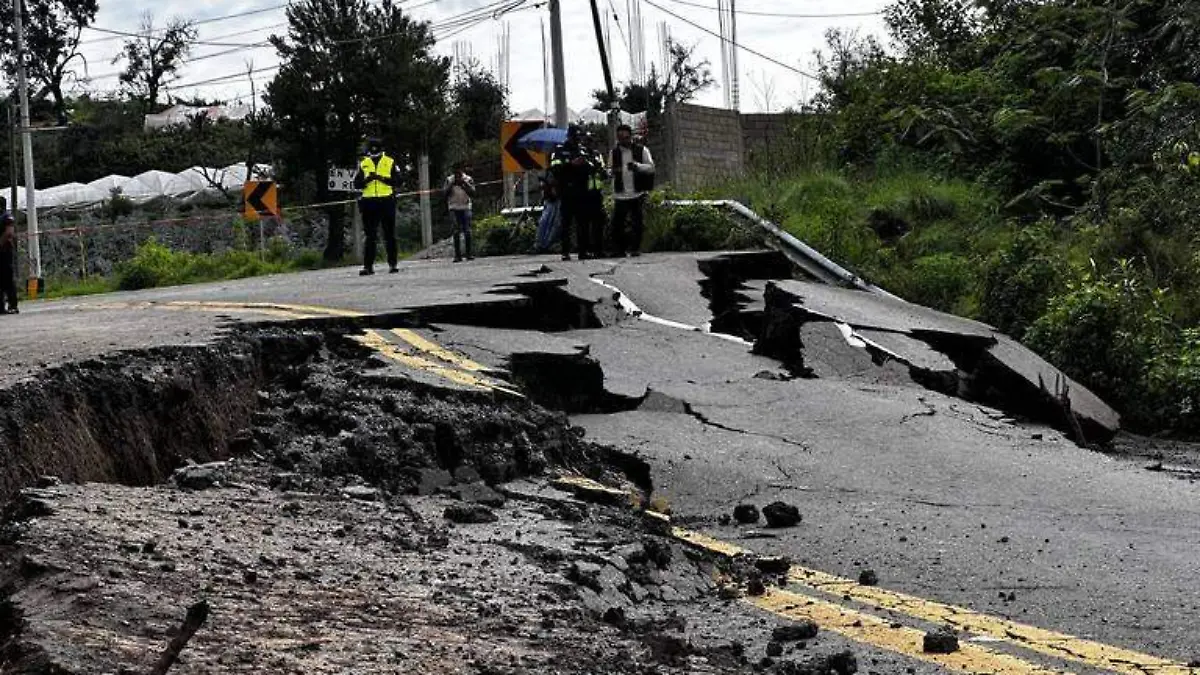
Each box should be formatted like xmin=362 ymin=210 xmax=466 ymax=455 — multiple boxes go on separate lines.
xmin=651 ymin=104 xmax=795 ymax=191
xmin=665 ymin=103 xmax=746 ymax=191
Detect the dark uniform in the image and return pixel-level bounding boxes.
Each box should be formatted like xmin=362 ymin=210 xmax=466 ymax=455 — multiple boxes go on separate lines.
xmin=355 ymin=138 xmax=399 ymax=275
xmin=580 ymin=139 xmax=609 ymax=258
xmin=0 ymin=211 xmax=17 ymax=314
xmin=549 ymin=127 xmax=591 ymax=261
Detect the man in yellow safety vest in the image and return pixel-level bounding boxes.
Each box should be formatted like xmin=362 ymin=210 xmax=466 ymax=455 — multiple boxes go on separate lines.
xmin=355 ymin=137 xmax=399 ymax=275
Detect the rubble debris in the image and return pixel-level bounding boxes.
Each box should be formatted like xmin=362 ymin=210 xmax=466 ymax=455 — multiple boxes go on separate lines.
xmin=341 ymin=485 xmax=378 ymax=501
xmin=148 ymin=600 xmax=210 ymax=675
xmin=857 ymin=569 xmax=879 ymax=586
xmin=763 ymin=501 xmax=802 ymax=528
xmin=446 ymin=481 xmax=507 ymax=507
xmin=34 ymin=476 xmax=61 ymax=488
xmin=443 ymin=504 xmax=499 ymax=524
xmin=923 ymin=626 xmax=960 ymax=654
xmin=772 ymin=620 xmax=819 ymax=642
xmin=733 ymin=504 xmax=760 ymax=524
xmin=172 ymin=462 xmax=228 ymax=490
xmin=775 ymin=650 xmax=858 ymax=675
xmin=747 ymin=577 xmax=767 ymax=596
xmin=755 ymin=556 xmax=792 ymax=576
xmin=767 ymin=641 xmax=784 ymax=657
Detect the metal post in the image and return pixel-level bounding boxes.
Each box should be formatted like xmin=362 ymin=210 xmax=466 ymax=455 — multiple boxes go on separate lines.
xmin=503 ymin=173 xmax=515 ymax=210
xmin=13 ymin=0 xmax=41 ymax=287
xmin=549 ymin=0 xmax=569 ymax=128
xmin=7 ymin=102 xmax=17 ymax=224
xmin=352 ymin=203 xmax=364 ymax=263
xmin=418 ymin=153 xmax=432 ymax=249
xmin=522 ymin=172 xmax=531 ymax=208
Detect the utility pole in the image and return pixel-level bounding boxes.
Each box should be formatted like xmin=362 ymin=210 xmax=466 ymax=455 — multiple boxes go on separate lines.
xmin=549 ymin=0 xmax=569 ymax=128
xmin=13 ymin=0 xmax=42 ymax=291
xmin=730 ymin=0 xmax=740 ymax=111
xmin=588 ymin=0 xmax=619 ymax=146
xmin=7 ymin=101 xmax=17 ymax=223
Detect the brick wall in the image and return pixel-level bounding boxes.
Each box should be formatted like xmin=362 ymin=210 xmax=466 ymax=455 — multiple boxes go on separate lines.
xmin=741 ymin=112 xmax=797 ymax=168
xmin=650 ymin=104 xmax=797 ymax=192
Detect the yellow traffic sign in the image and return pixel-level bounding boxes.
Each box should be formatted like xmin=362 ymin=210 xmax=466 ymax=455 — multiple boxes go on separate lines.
xmin=242 ymin=181 xmax=279 ymax=221
xmin=501 ymin=120 xmax=549 ymax=173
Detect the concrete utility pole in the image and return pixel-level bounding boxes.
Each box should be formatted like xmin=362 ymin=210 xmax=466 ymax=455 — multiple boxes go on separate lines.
xmin=730 ymin=0 xmax=740 ymax=111
xmin=7 ymin=102 xmax=17 ymax=223
xmin=549 ymin=0 xmax=569 ymax=128
xmin=13 ymin=0 xmax=42 ymax=289
xmin=418 ymin=153 xmax=432 ymax=249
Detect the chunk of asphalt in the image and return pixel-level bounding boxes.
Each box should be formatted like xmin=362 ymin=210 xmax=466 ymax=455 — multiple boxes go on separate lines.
xmin=446 ymin=482 xmax=506 ymax=507
xmin=754 ymin=556 xmax=791 ymax=576
xmin=772 ymin=619 xmax=818 ymax=642
xmin=766 ymin=641 xmax=784 ymax=657
xmin=172 ymin=462 xmax=227 ymax=490
xmin=733 ymin=504 xmax=760 ymax=524
xmin=857 ymin=569 xmax=879 ymax=586
xmin=923 ymin=626 xmax=959 ymax=654
xmin=762 ymin=501 xmax=802 ymax=528
xmin=341 ymin=485 xmax=378 ymax=501
xmin=443 ymin=504 xmax=498 ymax=524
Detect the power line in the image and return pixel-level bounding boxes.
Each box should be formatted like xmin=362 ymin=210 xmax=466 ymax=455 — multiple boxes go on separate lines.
xmin=657 ymin=0 xmax=882 ymax=18
xmin=80 ymin=3 xmax=294 ymax=46
xmin=642 ymin=0 xmax=819 ymax=80
xmin=607 ymin=0 xmax=632 ymax=56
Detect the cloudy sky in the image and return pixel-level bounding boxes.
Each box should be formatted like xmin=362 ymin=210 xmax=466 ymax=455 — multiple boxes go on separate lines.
xmin=72 ymin=0 xmax=891 ymax=114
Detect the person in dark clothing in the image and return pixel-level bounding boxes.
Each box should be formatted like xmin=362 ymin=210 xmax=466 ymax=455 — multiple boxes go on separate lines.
xmin=0 ymin=210 xmax=18 ymax=314
xmin=549 ymin=125 xmax=591 ymax=261
xmin=355 ymin=137 xmax=399 ymax=275
xmin=580 ymin=133 xmax=610 ymax=259
xmin=610 ymin=124 xmax=655 ymax=256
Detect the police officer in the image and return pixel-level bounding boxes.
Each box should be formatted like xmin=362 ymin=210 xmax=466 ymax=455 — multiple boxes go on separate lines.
xmin=0 ymin=209 xmax=17 ymax=314
xmin=355 ymin=137 xmax=399 ymax=276
xmin=581 ymin=132 xmax=609 ymax=258
xmin=549 ymin=125 xmax=590 ymax=261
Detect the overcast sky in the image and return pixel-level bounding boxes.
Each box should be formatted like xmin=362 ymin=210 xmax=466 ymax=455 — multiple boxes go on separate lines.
xmin=71 ymin=0 xmax=891 ymax=114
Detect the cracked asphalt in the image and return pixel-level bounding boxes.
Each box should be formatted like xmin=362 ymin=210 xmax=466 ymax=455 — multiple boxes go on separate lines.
xmin=2 ymin=251 xmax=1198 ymax=673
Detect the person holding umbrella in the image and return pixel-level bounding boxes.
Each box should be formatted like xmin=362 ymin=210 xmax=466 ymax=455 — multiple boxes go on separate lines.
xmin=548 ymin=125 xmax=591 ymax=261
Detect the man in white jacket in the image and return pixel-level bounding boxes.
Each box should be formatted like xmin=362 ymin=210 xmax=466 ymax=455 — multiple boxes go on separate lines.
xmin=609 ymin=124 xmax=655 ymax=256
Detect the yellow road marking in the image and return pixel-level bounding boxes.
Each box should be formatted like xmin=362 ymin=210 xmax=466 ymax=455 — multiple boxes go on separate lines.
xmin=390 ymin=329 xmax=491 ymax=373
xmin=673 ymin=527 xmax=1196 ymax=674
xmin=353 ymin=330 xmax=522 ymax=397
xmin=752 ymin=588 xmax=1067 ymax=674
xmin=164 ymin=300 xmax=365 ymax=318
xmin=787 ymin=568 xmax=1192 ymax=675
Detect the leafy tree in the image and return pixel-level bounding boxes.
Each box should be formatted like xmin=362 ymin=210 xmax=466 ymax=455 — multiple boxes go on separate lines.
xmin=591 ymin=38 xmax=714 ymax=116
xmin=113 ymin=13 xmax=197 ymax=111
xmin=266 ymin=0 xmax=449 ymax=261
xmin=0 ymin=0 xmax=98 ymax=121
xmin=451 ymin=59 xmax=508 ymax=144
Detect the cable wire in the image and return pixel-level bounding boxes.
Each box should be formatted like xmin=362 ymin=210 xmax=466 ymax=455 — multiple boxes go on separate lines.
xmin=642 ymin=0 xmax=819 ymax=80
xmin=658 ymin=0 xmax=882 ymax=18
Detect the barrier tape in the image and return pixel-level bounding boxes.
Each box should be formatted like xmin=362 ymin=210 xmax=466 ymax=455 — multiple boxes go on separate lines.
xmin=12 ymin=179 xmax=507 ymax=241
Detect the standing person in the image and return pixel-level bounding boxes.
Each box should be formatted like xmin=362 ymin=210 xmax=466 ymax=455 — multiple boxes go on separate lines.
xmin=610 ymin=124 xmax=655 ymax=257
xmin=355 ymin=137 xmax=399 ymax=276
xmin=443 ymin=162 xmax=476 ymax=262
xmin=0 ymin=210 xmax=17 ymax=314
xmin=549 ymin=124 xmax=590 ymax=261
xmin=534 ymin=171 xmax=561 ymax=254
xmin=580 ymin=132 xmax=609 ymax=259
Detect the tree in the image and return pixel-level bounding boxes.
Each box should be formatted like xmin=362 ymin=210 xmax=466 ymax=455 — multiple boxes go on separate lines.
xmin=0 ymin=0 xmax=98 ymax=121
xmin=591 ymin=38 xmax=714 ymax=116
xmin=114 ymin=13 xmax=197 ymax=111
xmin=450 ymin=59 xmax=508 ymax=144
xmin=266 ymin=0 xmax=449 ymax=262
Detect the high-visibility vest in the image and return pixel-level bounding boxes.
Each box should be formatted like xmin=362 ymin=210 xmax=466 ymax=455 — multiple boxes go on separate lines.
xmin=360 ymin=154 xmax=395 ymax=198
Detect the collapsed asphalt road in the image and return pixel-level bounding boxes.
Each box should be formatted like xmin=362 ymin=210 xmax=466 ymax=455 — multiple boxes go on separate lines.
xmin=0 ymin=252 xmax=1196 ymax=674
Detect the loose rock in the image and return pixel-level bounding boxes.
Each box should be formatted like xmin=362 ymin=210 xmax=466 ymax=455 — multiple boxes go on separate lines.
xmin=755 ymin=556 xmax=791 ymax=576
xmin=923 ymin=627 xmax=959 ymax=654
xmin=857 ymin=569 xmax=879 ymax=586
xmin=172 ymin=462 xmax=227 ymax=490
xmin=763 ymin=502 xmax=802 ymax=528
xmin=341 ymin=485 xmax=378 ymax=501
xmin=443 ymin=504 xmax=498 ymax=524
xmin=733 ymin=504 xmax=760 ymax=524
xmin=766 ymin=641 xmax=784 ymax=657
xmin=772 ymin=619 xmax=818 ymax=642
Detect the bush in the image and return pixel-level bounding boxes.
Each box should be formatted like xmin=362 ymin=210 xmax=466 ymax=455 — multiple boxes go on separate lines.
xmin=474 ymin=214 xmax=536 ymax=257
xmin=116 ymin=238 xmax=181 ymax=290
xmin=644 ymin=202 xmax=759 ymax=252
xmin=895 ymin=252 xmax=974 ymax=314
xmin=978 ymin=224 xmax=1069 ymax=337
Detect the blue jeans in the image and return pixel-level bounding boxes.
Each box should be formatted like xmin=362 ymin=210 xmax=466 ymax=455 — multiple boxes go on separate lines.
xmin=536 ymin=200 xmax=561 ymax=251
xmin=452 ymin=209 xmax=473 ymax=259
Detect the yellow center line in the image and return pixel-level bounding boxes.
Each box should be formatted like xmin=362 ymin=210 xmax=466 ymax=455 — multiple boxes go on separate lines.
xmin=673 ymin=527 xmax=1195 ymax=674
xmin=752 ymin=588 xmax=1069 ymax=674
xmin=390 ymin=329 xmax=492 ymax=373
xmin=353 ymin=330 xmax=523 ymax=397
xmin=164 ymin=301 xmax=365 ymax=318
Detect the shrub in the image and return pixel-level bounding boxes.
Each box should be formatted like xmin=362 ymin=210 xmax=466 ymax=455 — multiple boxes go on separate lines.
xmin=979 ymin=223 xmax=1069 ymax=337
xmin=896 ymin=252 xmax=974 ymax=314
xmin=116 ymin=238 xmax=181 ymax=290
xmin=474 ymin=214 xmax=536 ymax=257
xmin=644 ymin=203 xmax=759 ymax=252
